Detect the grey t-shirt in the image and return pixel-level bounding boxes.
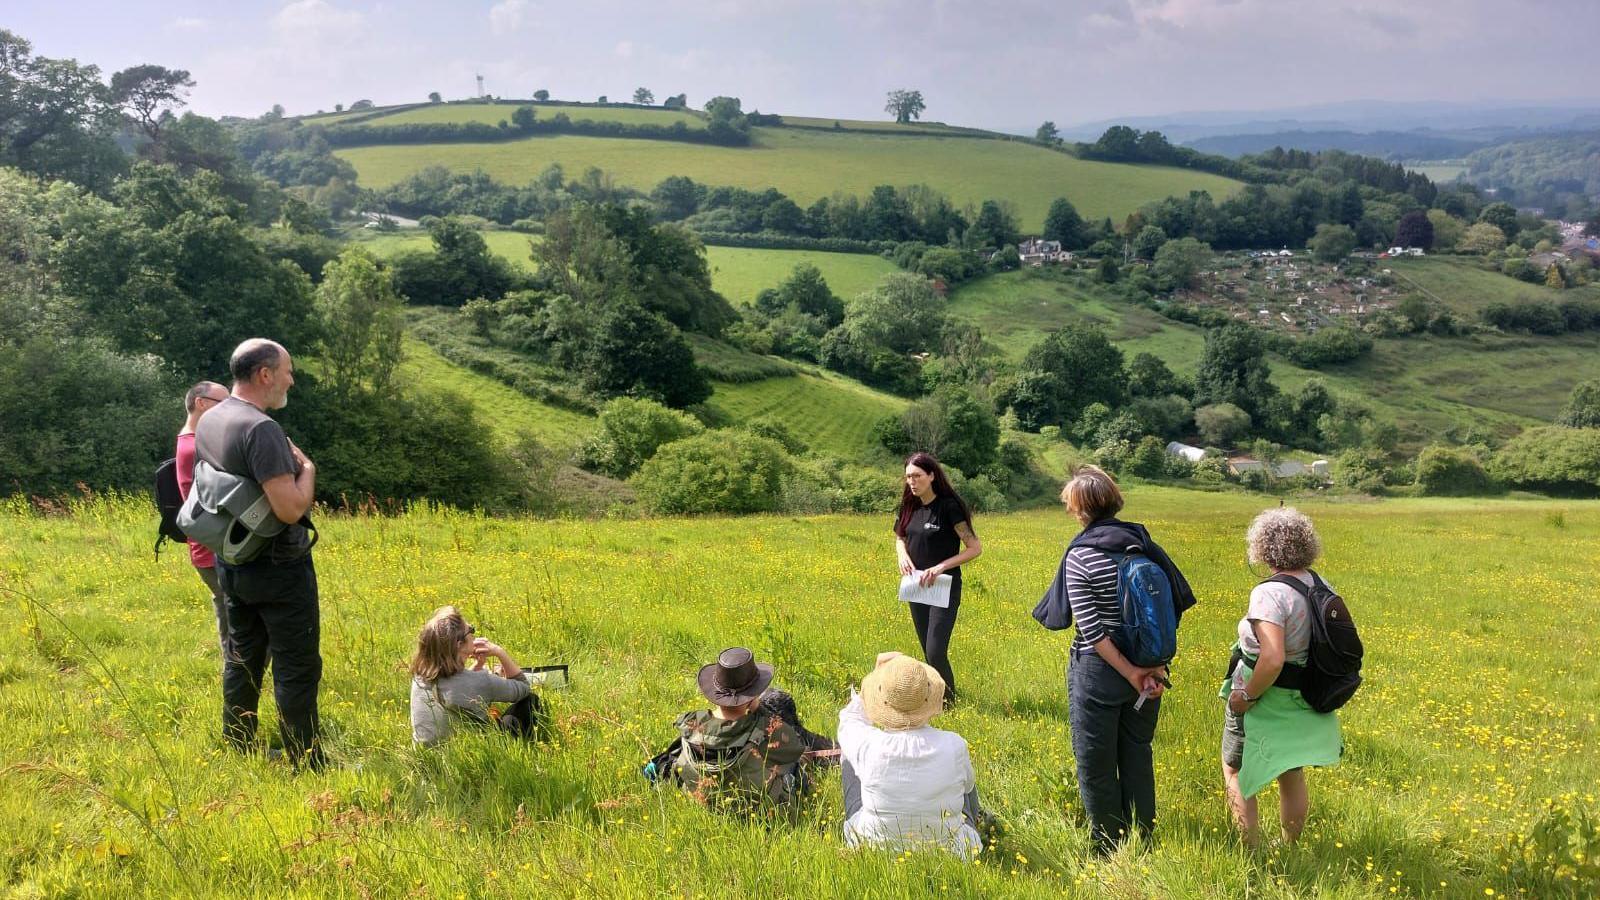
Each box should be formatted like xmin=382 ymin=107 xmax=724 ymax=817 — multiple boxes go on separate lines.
xmin=1234 ymin=573 xmax=1320 ymax=688
xmin=194 ymin=396 xmax=310 ymax=561
xmin=410 ymin=670 xmax=532 ymax=746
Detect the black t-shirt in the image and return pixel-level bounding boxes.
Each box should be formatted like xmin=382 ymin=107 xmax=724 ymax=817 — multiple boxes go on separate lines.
xmin=194 ymin=396 xmax=311 ymax=562
xmin=898 ymin=494 xmax=970 ymax=575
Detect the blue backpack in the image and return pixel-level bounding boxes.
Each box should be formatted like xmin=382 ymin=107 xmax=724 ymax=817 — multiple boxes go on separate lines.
xmin=1104 ymin=551 xmax=1178 ymax=667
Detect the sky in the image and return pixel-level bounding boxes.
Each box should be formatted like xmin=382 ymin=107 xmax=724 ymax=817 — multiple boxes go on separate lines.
xmin=8 ymin=0 xmax=1600 ymax=131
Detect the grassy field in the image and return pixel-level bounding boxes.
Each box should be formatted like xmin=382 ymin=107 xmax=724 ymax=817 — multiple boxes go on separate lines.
xmin=360 ymin=102 xmax=705 ymax=130
xmin=1385 ymin=255 xmax=1600 ymax=315
xmin=396 ymin=335 xmax=594 ymax=450
xmin=2 ymin=491 xmax=1596 ymax=897
xmin=353 ymin=229 xmax=539 ymax=271
xmin=1405 ymin=164 xmax=1467 ymax=183
xmin=706 ymin=365 xmax=908 ymax=460
xmin=335 ymin=128 xmax=1246 ymax=230
xmin=704 ymin=246 xmax=899 ymax=305
xmin=777 ymin=116 xmax=992 ymax=136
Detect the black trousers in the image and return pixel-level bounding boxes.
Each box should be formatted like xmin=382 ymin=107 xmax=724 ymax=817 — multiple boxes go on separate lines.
xmin=907 ymin=574 xmax=961 ymax=699
xmin=218 ymin=554 xmax=323 ymax=768
xmin=1068 ymin=647 xmax=1160 ymax=853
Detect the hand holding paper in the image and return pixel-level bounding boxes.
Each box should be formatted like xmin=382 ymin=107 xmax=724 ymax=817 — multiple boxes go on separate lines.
xmin=898 ymin=571 xmax=952 ymax=608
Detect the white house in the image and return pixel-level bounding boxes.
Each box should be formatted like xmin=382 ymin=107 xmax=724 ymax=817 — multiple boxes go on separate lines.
xmin=1018 ymin=238 xmax=1071 ymax=265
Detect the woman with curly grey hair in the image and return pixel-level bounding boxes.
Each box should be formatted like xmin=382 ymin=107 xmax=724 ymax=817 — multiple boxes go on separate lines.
xmin=1219 ymin=507 xmax=1343 ymax=847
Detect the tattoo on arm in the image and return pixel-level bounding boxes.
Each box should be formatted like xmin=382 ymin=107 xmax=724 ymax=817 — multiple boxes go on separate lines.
xmin=954 ymin=522 xmax=977 ymax=544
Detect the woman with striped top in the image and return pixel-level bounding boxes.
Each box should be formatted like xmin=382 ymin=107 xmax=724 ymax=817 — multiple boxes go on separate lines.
xmin=1054 ymin=465 xmax=1195 ymax=854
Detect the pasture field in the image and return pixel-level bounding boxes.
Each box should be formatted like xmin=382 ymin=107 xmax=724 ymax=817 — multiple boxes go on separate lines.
xmin=1405 ymin=164 xmax=1467 ymax=183
xmin=334 ymin=128 xmax=1246 ymax=229
xmin=776 ymin=116 xmax=992 ymax=136
xmin=1 ymin=491 xmax=1596 ymax=897
xmin=396 ymin=336 xmax=594 ymax=450
xmin=705 ymin=365 xmax=908 ymax=460
xmin=1384 ymin=256 xmax=1600 ymax=315
xmin=703 ymin=246 xmax=899 ymax=305
xmin=360 ymin=102 xmax=705 ymax=130
xmin=354 ymin=229 xmax=538 ymax=271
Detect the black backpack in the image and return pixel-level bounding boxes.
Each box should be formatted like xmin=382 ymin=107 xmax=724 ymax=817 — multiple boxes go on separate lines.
xmin=1266 ymin=571 xmax=1363 ymax=713
xmin=153 ymin=457 xmax=187 ymax=558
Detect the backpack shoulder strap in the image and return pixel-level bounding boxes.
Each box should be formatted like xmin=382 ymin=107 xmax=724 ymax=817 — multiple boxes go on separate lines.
xmin=1261 ymin=573 xmax=1312 ymax=598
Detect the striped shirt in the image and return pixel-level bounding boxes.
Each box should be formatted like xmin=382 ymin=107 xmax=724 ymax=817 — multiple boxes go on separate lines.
xmin=1065 ymin=546 xmax=1122 ymax=652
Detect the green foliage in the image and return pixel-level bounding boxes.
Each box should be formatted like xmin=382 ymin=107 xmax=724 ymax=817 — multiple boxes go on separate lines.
xmin=1557 ymin=380 xmax=1600 ymax=429
xmin=1395 ymin=209 xmax=1434 ymax=249
xmin=390 ymin=216 xmax=520 ymax=307
xmin=744 ymin=417 xmax=808 ymax=455
xmin=1334 ymin=447 xmax=1392 ymax=494
xmin=1132 ymin=224 xmax=1167 ymax=260
xmin=1287 ymin=327 xmax=1372 ymax=368
xmin=631 ymin=429 xmax=794 ymax=514
xmin=1152 ymin=237 xmax=1211 ymax=289
xmin=578 ymin=397 xmax=704 ymax=479
xmin=1127 ymin=435 xmax=1171 ymax=479
xmin=1005 ymin=324 xmax=1127 ymax=431
xmin=582 ymin=302 xmax=711 ymax=408
xmin=1308 ymin=223 xmax=1358 ymax=262
xmin=1489 ymin=426 xmax=1600 ymax=495
xmin=316 ymin=248 xmax=403 ymax=397
xmin=1477 ymin=202 xmax=1521 ymax=240
xmin=1041 ymin=197 xmax=1084 ymax=248
xmin=1427 ymin=209 xmax=1465 ymax=250
xmin=1458 ymin=222 xmax=1507 ymax=254
xmin=1194 ymin=323 xmax=1277 ymax=420
xmin=1127 ymin=352 xmax=1186 ymax=398
xmin=883 ymin=89 xmax=925 ymax=125
xmin=1414 ymin=444 xmax=1493 ymax=496
xmin=753 ymin=263 xmax=844 ymax=327
xmin=1194 ymin=402 xmax=1251 ymax=447
xmin=0 ymin=336 xmax=174 ymax=496
xmin=0 ymin=30 xmax=127 ymax=192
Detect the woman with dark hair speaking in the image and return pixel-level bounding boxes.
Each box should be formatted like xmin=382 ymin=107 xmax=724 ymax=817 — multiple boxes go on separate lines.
xmin=893 ymin=452 xmax=981 ymax=704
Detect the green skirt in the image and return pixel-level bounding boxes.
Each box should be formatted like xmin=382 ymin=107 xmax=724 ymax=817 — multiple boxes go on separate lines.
xmin=1219 ymin=654 xmax=1343 ymax=798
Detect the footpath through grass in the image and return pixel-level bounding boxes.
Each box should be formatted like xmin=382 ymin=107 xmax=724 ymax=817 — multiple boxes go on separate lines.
xmin=1 ymin=491 xmax=1596 ymax=897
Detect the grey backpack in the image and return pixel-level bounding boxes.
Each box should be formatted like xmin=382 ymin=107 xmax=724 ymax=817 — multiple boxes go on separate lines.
xmin=176 ymin=460 xmax=285 ymax=565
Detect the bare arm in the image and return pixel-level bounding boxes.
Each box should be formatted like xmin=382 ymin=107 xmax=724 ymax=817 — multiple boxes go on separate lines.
xmin=895 ymin=536 xmax=914 ymax=575
xmin=919 ymin=521 xmax=982 ymax=586
xmin=1230 ymin=620 xmax=1285 ymax=713
xmin=260 ymin=465 xmax=315 ymax=525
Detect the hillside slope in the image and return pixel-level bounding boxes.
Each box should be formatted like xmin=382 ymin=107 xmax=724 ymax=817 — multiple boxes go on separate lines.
xmin=335 ymin=126 xmax=1245 ymax=229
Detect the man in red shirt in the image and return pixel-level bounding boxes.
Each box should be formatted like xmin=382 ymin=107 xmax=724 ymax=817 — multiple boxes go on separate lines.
xmin=176 ymin=380 xmax=231 ymax=669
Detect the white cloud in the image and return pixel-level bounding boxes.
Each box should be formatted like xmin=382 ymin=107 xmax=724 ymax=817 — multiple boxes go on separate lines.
xmin=614 ymin=39 xmax=635 ymax=58
xmin=489 ymin=0 xmax=532 ymax=35
xmin=166 ymin=17 xmax=209 ymax=32
xmin=273 ymin=0 xmax=365 ymax=39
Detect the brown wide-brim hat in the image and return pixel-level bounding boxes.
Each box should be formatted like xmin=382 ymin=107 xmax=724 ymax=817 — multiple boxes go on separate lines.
xmin=697 ymin=647 xmax=775 ymax=706
xmin=862 ymin=655 xmax=945 ymax=731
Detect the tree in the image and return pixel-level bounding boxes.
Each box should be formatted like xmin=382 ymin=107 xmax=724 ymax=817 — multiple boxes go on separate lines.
xmin=350 ymin=99 xmax=374 ymax=109
xmin=109 ymin=64 xmax=195 ymax=151
xmin=842 ymin=272 xmax=946 ymax=353
xmin=756 ymin=263 xmax=844 ymax=327
xmin=1308 ymin=223 xmax=1358 ymax=262
xmin=1558 ymin=380 xmax=1600 ymax=428
xmin=1128 ymin=352 xmax=1184 ymax=398
xmin=1395 ymin=209 xmax=1434 ymax=249
xmin=577 ymin=397 xmax=704 ymax=478
xmin=315 ymin=248 xmax=403 ymax=397
xmin=0 ymin=30 xmax=126 ymax=191
xmin=969 ymin=200 xmax=1019 ymax=249
xmin=1414 ymin=445 xmax=1491 ymax=496
xmin=884 ymin=89 xmax=925 ymax=124
xmin=1546 ymin=264 xmax=1568 ymax=289
xmin=651 ymin=175 xmax=705 ymax=220
xmin=583 ymin=301 xmax=710 ymax=407
xmin=1035 ymin=121 xmax=1060 ymax=144
xmin=1042 ymin=197 xmax=1085 ymax=249
xmin=1154 ymin=237 xmax=1212 ymax=289
xmin=1194 ymin=403 xmax=1251 ymax=446
xmin=596 ymin=95 xmax=607 ymax=103
xmin=1194 ymin=323 xmax=1276 ymax=420
xmin=662 ymin=93 xmax=687 ymax=109
xmin=1458 ymin=222 xmax=1507 ymax=254
xmin=632 ymin=87 xmax=654 ymax=105
xmin=1427 ymin=209 xmax=1465 ymax=250
xmin=1477 ymin=202 xmax=1519 ymax=240
xmin=533 ymin=89 xmax=550 ymax=101
xmin=632 ymin=430 xmax=795 ymax=514
xmin=1489 ymin=426 xmax=1600 ymax=495
xmin=511 ymin=105 xmax=536 ymax=129
xmin=1132 ymin=224 xmax=1168 ymax=260
xmin=428 ymin=91 xmax=442 ymax=103
xmin=1006 ymin=324 xmax=1128 ymax=430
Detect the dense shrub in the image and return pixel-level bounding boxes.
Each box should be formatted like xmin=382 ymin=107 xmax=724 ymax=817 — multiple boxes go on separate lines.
xmin=320 ymin=114 xmax=751 ymax=148
xmin=1414 ymin=445 xmax=1493 ymax=496
xmin=1489 ymin=426 xmax=1600 ymax=495
xmin=1286 ymin=327 xmax=1373 ymax=368
xmin=577 ymin=397 xmax=704 ymax=479
xmin=631 ymin=430 xmax=795 ymax=514
xmin=692 ymin=232 xmax=893 ymax=254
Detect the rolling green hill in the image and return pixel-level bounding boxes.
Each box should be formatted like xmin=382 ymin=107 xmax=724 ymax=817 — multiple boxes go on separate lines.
xmin=704 ymin=365 xmax=907 ymax=459
xmin=335 ymin=127 xmax=1245 ymax=229
xmin=1385 ymin=256 xmax=1600 ymax=315
xmin=704 ymin=246 xmax=899 ymax=305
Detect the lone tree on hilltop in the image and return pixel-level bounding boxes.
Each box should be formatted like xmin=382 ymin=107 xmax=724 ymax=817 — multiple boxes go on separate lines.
xmin=885 ymin=89 xmax=925 ymax=124
xmin=534 ymin=89 xmax=549 ymax=101
xmin=110 ymin=64 xmax=195 ymax=151
xmin=633 ymin=87 xmax=654 ymax=104
xmin=1036 ymin=120 xmax=1060 ymax=144
xmin=428 ymin=91 xmax=441 ymax=103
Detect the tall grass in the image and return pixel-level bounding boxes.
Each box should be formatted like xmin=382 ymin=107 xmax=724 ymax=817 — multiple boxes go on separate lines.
xmin=2 ymin=490 xmax=1595 ymax=896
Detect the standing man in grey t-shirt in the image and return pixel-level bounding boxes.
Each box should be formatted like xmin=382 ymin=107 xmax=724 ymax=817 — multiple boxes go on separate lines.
xmin=195 ymin=338 xmax=324 ymax=770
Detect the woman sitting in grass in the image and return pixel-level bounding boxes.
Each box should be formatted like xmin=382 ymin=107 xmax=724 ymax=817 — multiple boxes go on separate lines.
xmin=836 ymin=651 xmax=982 ymax=858
xmin=1220 ymin=508 xmax=1344 ymax=846
xmin=409 ymin=605 xmax=540 ymax=747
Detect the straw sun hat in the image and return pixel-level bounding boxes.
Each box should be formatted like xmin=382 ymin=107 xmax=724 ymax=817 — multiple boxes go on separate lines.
xmin=861 ymin=654 xmax=945 ymax=730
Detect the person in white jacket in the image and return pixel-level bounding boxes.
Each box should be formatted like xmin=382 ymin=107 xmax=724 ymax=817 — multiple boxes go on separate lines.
xmin=837 ymin=651 xmax=982 ymax=858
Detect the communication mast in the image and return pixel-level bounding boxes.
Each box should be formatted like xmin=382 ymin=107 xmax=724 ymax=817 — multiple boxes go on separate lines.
xmin=476 ymin=74 xmax=485 ymax=99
